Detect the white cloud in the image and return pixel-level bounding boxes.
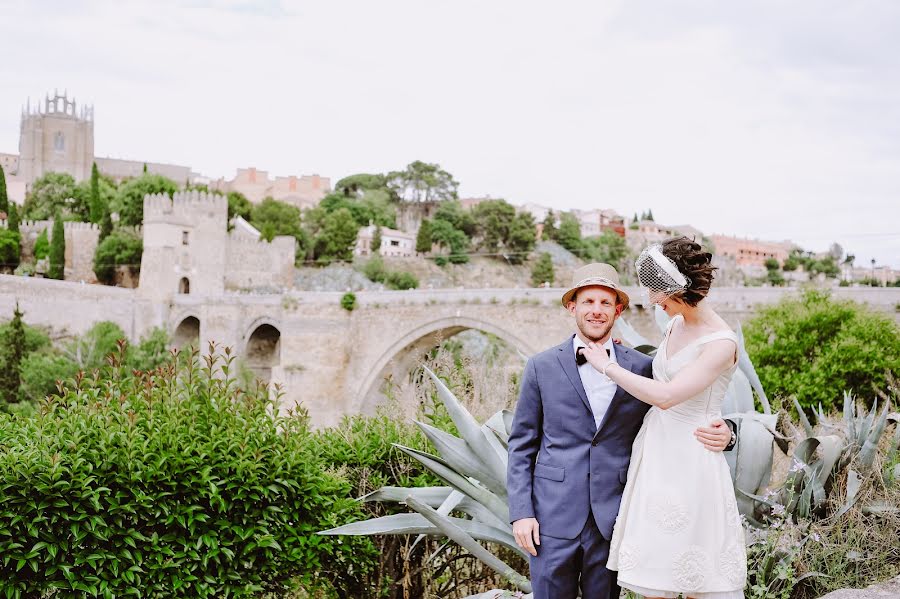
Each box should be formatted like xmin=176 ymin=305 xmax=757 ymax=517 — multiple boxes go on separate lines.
xmin=1 ymin=0 xmax=897 ymax=266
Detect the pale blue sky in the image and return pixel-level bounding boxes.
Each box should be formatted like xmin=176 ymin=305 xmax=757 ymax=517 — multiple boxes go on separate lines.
xmin=2 ymin=0 xmax=898 ymax=267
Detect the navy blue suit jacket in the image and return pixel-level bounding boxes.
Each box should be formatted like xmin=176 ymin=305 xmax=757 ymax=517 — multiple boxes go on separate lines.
xmin=507 ymin=335 xmax=654 ymax=540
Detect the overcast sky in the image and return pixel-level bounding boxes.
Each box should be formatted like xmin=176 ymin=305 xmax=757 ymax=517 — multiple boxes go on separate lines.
xmin=2 ymin=0 xmax=898 ymax=267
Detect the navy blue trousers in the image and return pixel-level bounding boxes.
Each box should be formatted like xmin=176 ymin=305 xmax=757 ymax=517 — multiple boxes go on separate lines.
xmin=528 ymin=512 xmax=619 ymax=599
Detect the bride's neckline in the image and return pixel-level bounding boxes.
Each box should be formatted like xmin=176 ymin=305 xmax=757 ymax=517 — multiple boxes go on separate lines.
xmin=663 ymin=314 xmax=736 ymax=362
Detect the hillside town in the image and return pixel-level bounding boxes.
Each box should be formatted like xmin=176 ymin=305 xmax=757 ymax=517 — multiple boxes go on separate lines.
xmin=1 ymin=91 xmax=897 ymax=292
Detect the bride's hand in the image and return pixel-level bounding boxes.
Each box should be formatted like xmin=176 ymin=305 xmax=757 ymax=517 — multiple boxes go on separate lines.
xmin=582 ymin=342 xmax=612 ymax=372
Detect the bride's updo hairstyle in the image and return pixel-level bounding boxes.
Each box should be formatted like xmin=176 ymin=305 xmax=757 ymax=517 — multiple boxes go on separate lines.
xmin=661 ymin=236 xmax=717 ymax=307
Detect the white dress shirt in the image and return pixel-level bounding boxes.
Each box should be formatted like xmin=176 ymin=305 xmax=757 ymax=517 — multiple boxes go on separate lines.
xmin=573 ymin=335 xmax=619 ymax=430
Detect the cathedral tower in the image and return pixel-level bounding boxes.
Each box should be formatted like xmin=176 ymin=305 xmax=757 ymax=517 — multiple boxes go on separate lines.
xmin=18 ymin=90 xmax=94 ymax=183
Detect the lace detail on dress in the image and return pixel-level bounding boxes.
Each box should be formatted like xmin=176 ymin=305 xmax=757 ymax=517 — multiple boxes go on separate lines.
xmin=672 ymin=545 xmax=710 ymax=591
xmin=724 ymin=496 xmax=741 ymax=529
xmin=649 ymin=494 xmax=690 ymax=533
xmin=718 ymin=541 xmax=747 ymax=586
xmin=617 ymin=542 xmax=639 ymax=571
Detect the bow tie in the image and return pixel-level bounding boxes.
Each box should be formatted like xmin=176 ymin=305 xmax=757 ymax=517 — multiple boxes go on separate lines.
xmin=576 ymin=347 xmax=610 ymax=366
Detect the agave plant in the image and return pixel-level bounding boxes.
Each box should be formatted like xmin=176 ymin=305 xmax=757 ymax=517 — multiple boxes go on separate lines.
xmin=319 ymin=368 xmax=533 ymax=598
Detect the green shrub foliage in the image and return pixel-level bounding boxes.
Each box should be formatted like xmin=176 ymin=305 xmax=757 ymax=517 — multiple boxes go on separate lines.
xmin=0 ymin=348 xmax=372 ymax=597
xmin=744 ymin=290 xmax=900 ymax=409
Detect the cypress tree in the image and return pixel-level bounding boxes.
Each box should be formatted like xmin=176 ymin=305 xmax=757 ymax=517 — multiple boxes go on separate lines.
xmin=8 ymin=203 xmax=19 ymax=236
xmin=89 ymin=162 xmax=102 ymax=223
xmin=143 ymin=163 xmax=148 ymax=173
xmin=541 ymin=210 xmax=557 ymax=241
xmin=0 ymin=163 xmax=8 ymax=215
xmin=531 ymin=252 xmax=555 ymax=287
xmin=632 ymin=212 xmax=639 ymax=223
xmin=647 ymin=209 xmax=654 ymax=221
xmin=49 ymin=212 xmax=65 ymax=280
xmin=0 ymin=303 xmax=26 ymax=404
xmin=371 ymin=225 xmax=382 ymax=256
xmin=6 ymin=203 xmax=20 ymax=270
xmin=99 ymin=206 xmax=113 ymax=242
xmin=415 ymin=219 xmax=432 ymax=254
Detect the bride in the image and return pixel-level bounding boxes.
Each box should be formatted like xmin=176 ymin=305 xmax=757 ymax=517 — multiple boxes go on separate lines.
xmin=581 ymin=237 xmax=746 ymax=599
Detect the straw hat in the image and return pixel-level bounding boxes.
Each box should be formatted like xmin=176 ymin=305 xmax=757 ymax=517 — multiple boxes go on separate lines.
xmin=561 ymin=263 xmax=630 ymax=310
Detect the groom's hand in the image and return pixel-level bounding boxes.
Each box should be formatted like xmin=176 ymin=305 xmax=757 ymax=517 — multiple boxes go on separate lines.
xmin=512 ymin=518 xmax=540 ymax=556
xmin=694 ymin=418 xmax=731 ymax=452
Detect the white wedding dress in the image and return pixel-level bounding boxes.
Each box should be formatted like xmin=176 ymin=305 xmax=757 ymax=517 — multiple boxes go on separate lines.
xmin=607 ymin=315 xmax=747 ymax=598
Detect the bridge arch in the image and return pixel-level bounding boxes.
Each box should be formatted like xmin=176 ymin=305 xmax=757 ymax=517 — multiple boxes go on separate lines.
xmin=354 ymin=315 xmax=538 ymax=413
xmin=244 ymin=318 xmax=282 ymax=384
xmin=172 ymin=314 xmax=201 ymax=349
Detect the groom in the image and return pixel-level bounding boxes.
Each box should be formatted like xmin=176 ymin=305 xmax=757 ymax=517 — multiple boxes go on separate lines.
xmin=507 ymin=263 xmax=735 ymax=599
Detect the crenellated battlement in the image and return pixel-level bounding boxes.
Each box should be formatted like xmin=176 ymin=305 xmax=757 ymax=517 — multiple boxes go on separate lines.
xmin=143 ymin=190 xmax=228 ymax=221
xmin=63 ymin=221 xmax=99 ymax=232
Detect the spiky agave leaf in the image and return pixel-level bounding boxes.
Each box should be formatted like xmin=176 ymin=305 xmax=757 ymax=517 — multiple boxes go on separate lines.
xmin=735 ymin=322 xmax=771 ymax=414
xmin=319 ymin=512 xmax=526 ymax=559
xmin=408 ymin=489 xmax=466 ymax=555
xmin=792 ymin=396 xmax=815 ymax=438
xmin=394 ymin=444 xmax=510 ymax=524
xmin=423 ymin=368 xmax=507 ymax=487
xmin=835 ymin=469 xmax=863 ymax=519
xmin=414 ymin=420 xmax=507 ymax=498
xmin=406 ymin=496 xmax=532 ymax=594
xmin=612 ymin=317 xmax=652 ymax=348
xmin=360 ymin=486 xmax=510 ymax=529
xmin=859 ymin=401 xmax=890 ymax=471
xmin=723 ymin=368 xmax=755 ymax=415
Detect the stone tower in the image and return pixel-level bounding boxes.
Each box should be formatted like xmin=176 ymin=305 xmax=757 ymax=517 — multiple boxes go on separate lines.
xmin=139 ymin=191 xmax=228 ymax=301
xmin=18 ymin=91 xmax=94 ymax=184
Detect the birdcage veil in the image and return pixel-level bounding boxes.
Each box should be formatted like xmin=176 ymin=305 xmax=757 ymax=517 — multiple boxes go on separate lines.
xmin=635 ymin=244 xmax=691 ymax=304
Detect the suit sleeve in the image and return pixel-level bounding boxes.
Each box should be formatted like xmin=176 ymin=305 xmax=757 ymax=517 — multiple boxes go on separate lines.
xmin=507 ymin=357 xmax=542 ymax=523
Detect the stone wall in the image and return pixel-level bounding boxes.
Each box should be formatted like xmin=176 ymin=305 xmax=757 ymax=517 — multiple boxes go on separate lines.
xmin=224 ymin=234 xmax=295 ymax=290
xmin=0 ymin=219 xmax=99 ymax=282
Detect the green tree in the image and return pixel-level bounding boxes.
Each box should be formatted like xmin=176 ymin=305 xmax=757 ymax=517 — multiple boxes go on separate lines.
xmin=250 ymin=198 xmax=302 ymax=241
xmin=386 ymin=161 xmax=459 ymax=202
xmin=429 ymin=219 xmax=469 ymax=265
xmin=99 ymin=206 xmax=113 ymax=242
xmin=93 ymin=229 xmax=142 ymax=285
xmin=433 ymin=200 xmax=476 ymax=237
xmin=314 ymin=208 xmax=360 ymax=263
xmin=371 ymin=225 xmax=382 ymax=256
xmin=335 ymin=173 xmax=389 ymax=196
xmin=0 ymin=304 xmax=27 ymax=404
xmin=582 ymin=231 xmax=627 ymax=267
xmin=21 ymin=172 xmax=82 ymax=220
xmin=472 ymin=199 xmax=516 ymax=254
xmin=541 ymin=210 xmax=558 ymax=241
xmin=48 ymin=213 xmax=65 ymax=280
xmin=0 ymin=163 xmax=8 ymax=215
xmin=319 ymin=190 xmax=396 ymax=228
xmin=531 ymin=252 xmax=555 ymax=287
xmin=227 ymin=191 xmax=252 ymax=222
xmin=744 ymin=290 xmax=900 ymax=409
xmin=142 ymin=162 xmax=148 ymax=173
xmin=114 ymin=173 xmax=178 ymax=226
xmin=7 ymin=203 xmax=18 ymax=235
xmin=415 ymin=219 xmax=432 ymax=254
xmin=764 ymin=258 xmax=780 ymax=271
xmin=88 ymin=163 xmax=102 ymax=223
xmin=556 ymin=212 xmax=583 ymax=254
xmin=506 ymin=212 xmax=536 ymax=264
xmin=646 ymin=209 xmax=654 ymax=221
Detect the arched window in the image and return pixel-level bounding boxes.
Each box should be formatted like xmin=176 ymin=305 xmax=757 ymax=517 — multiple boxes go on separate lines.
xmin=54 ymin=131 xmax=65 ymax=152
xmin=178 ymin=277 xmax=190 ymax=294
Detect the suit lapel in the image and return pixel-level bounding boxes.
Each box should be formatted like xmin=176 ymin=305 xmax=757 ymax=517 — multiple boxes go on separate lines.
xmin=556 ymin=336 xmax=593 ymax=416
xmin=593 ymin=344 xmax=636 ymax=439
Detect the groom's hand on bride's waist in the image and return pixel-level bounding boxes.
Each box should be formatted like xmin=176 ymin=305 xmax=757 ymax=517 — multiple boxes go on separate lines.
xmin=694 ymin=418 xmax=733 ymax=452
xmin=512 ymin=518 xmax=540 ymax=556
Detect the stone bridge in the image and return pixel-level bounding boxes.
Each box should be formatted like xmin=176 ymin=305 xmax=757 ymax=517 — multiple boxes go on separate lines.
xmin=2 ymin=274 xmax=899 ymax=426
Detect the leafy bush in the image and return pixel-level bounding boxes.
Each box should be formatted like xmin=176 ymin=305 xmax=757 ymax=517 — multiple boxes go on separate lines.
xmin=93 ymin=229 xmax=143 ymax=285
xmin=0 ymin=348 xmax=372 ymax=597
xmin=33 ymin=228 xmax=49 ymax=260
xmin=744 ymin=290 xmax=900 ymax=409
xmin=361 ymin=256 xmax=387 ymax=284
xmin=341 ymin=292 xmax=357 ymax=311
xmin=385 ymin=270 xmax=418 ymax=290
xmin=530 ymin=252 xmax=554 ymax=287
